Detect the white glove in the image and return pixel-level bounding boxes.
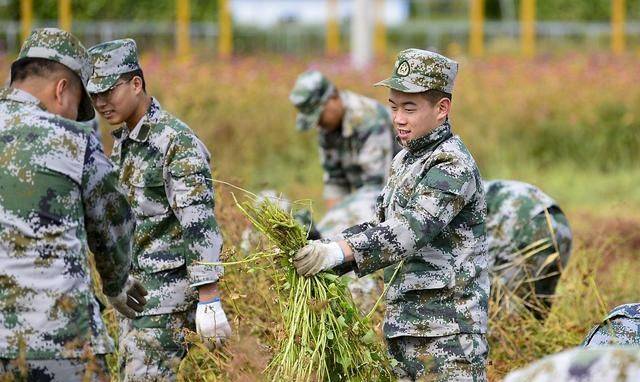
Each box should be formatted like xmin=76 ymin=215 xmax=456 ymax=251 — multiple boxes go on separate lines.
xmin=107 ymin=276 xmax=148 ymax=319
xmin=293 ymin=240 xmax=344 ymax=277
xmin=196 ymin=298 xmax=232 ymax=347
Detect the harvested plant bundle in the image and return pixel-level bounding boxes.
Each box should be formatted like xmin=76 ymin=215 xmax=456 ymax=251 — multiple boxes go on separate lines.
xmin=236 ymin=195 xmax=394 ymax=382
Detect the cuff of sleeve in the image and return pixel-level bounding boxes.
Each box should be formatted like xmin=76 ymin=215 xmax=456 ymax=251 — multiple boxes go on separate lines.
xmin=102 ymin=272 xmax=129 ymax=298
xmin=188 ymin=264 xmax=223 ymax=288
xmin=323 ymin=184 xmax=350 ymax=200
xmin=343 ymin=236 xmax=370 ymax=277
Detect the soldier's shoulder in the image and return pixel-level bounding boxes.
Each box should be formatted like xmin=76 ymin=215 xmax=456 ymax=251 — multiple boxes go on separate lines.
xmin=148 ymin=107 xmax=199 ymax=145
xmin=606 ymin=303 xmax=640 ymax=321
xmin=33 ymin=109 xmax=94 ymax=139
xmin=504 ymin=346 xmax=640 ymax=382
xmin=343 ymin=90 xmax=390 ymax=133
xmin=432 ymin=135 xmax=478 ymax=172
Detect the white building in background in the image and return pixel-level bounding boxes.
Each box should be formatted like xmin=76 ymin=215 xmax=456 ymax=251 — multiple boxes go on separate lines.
xmin=230 ymin=0 xmax=411 ymax=28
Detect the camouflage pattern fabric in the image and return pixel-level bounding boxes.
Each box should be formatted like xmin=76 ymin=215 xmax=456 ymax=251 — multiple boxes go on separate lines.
xmin=317 ymin=185 xmax=380 ymax=239
xmin=504 ymin=346 xmax=640 ymax=382
xmin=340 ymin=121 xmax=489 ymax=339
xmin=0 ymin=87 xmax=134 ymax=359
xmin=16 ymin=28 xmax=94 ymax=121
xmin=110 ymin=97 xmax=223 ymax=316
xmin=0 ymin=355 xmax=109 ymax=382
xmin=374 ymin=49 xmax=458 ymax=94
xmin=289 ymin=70 xmax=335 ymax=131
xmin=87 ymin=39 xmax=140 ymax=94
xmin=317 ymin=90 xmax=396 ymax=201
xmin=485 ymin=180 xmax=572 ymax=309
xmin=583 ymin=303 xmax=640 ymax=346
xmin=118 ymin=311 xmax=194 ymax=382
xmin=0 ymin=88 xmax=133 ymax=359
xmin=387 ymin=334 xmax=488 ymax=381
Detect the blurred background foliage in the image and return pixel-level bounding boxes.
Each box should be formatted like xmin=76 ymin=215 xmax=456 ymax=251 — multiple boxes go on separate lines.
xmin=0 ymin=0 xmax=639 ymax=21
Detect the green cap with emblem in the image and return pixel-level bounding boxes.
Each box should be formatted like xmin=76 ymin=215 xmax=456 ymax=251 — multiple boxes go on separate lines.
xmin=87 ymin=38 xmax=140 ymax=94
xmin=375 ymin=48 xmax=458 ymax=94
xmin=16 ymin=27 xmax=95 ymax=121
xmin=289 ymin=70 xmax=335 ymax=131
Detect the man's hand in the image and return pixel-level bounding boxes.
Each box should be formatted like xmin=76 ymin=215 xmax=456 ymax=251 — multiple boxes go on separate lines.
xmin=196 ymin=298 xmax=232 ymax=348
xmin=107 ymin=276 xmax=148 ymax=319
xmin=293 ymin=240 xmax=344 ymax=277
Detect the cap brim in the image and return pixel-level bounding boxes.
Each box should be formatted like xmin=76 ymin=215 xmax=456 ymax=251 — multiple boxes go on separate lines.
xmin=86 ymin=74 xmax=120 ymax=94
xmin=374 ymin=77 xmax=426 ymax=93
xmin=77 ymin=89 xmax=95 ymax=122
xmin=295 ymin=107 xmax=323 ymax=132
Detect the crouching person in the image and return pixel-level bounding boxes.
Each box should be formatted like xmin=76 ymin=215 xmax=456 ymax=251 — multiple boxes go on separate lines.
xmin=292 ymin=49 xmax=489 ymax=381
xmin=87 ymin=39 xmax=230 ymax=381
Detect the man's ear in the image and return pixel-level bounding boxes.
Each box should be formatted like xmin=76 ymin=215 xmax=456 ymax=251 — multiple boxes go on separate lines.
xmin=132 ymin=76 xmax=144 ymax=95
xmin=53 ymin=77 xmax=68 ymax=106
xmin=437 ymin=97 xmax=451 ymax=120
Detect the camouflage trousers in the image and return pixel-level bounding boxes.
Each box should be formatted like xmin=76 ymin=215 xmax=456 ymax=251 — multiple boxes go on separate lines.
xmin=492 ymin=208 xmax=572 ymax=311
xmin=119 ymin=310 xmax=195 ymax=382
xmin=0 ymin=356 xmax=109 ymax=382
xmin=386 ymin=334 xmax=488 ymax=381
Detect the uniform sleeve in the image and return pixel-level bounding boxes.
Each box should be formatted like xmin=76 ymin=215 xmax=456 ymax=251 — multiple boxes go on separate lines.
xmin=355 ymin=110 xmax=394 ymax=189
xmin=344 ymin=158 xmax=477 ymax=277
xmin=319 ymin=130 xmax=350 ymax=200
xmin=165 ymin=132 xmax=223 ymax=287
xmin=81 ymin=134 xmax=134 ymax=297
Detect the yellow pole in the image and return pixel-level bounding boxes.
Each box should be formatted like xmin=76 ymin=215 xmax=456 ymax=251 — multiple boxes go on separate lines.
xmin=326 ymin=0 xmax=340 ymax=56
xmin=176 ymin=0 xmax=191 ymax=58
xmin=612 ymin=0 xmax=626 ymax=55
xmin=520 ymin=0 xmax=535 ymax=58
xmin=218 ymin=0 xmax=233 ymax=58
xmin=374 ymin=0 xmax=387 ymax=58
xmin=469 ymin=0 xmax=484 ymax=57
xmin=58 ymin=0 xmax=72 ymax=31
xmin=20 ymin=0 xmax=33 ymax=42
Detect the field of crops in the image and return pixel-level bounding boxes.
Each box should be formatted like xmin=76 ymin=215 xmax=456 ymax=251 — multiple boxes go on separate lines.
xmin=86 ymin=52 xmax=640 ymax=380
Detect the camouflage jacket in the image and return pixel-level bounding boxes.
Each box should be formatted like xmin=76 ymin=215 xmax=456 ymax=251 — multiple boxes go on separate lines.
xmin=0 ymin=87 xmax=134 ymax=359
xmin=504 ymin=346 xmax=640 ymax=382
xmin=583 ymin=303 xmax=640 ymax=346
xmin=484 ymin=180 xmax=560 ymax=266
xmin=341 ymin=121 xmax=489 ymax=338
xmin=111 ymin=97 xmax=223 ymax=316
xmin=319 ymin=90 xmax=397 ymax=200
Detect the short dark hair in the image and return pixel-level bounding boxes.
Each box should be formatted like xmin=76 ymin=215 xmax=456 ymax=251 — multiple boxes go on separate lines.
xmin=119 ymin=69 xmax=146 ymax=92
xmin=421 ymin=89 xmax=452 ymax=106
xmin=10 ymin=57 xmax=82 ymax=92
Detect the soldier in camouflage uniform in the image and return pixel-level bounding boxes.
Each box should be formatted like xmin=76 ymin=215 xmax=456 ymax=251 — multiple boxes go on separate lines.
xmin=583 ymin=303 xmax=640 ymax=346
xmin=504 ymin=346 xmax=640 ymax=382
xmin=292 ymin=49 xmax=489 ymax=381
xmin=289 ymin=70 xmax=398 ymax=239
xmin=87 ymin=39 xmax=230 ymax=381
xmin=0 ymin=28 xmax=146 ymax=381
xmin=485 ymin=180 xmax=572 ymax=314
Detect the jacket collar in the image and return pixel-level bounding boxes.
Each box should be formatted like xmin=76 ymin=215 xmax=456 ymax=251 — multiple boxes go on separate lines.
xmin=112 ymin=97 xmax=162 ymax=143
xmin=0 ymin=87 xmax=48 ymax=111
xmin=401 ymin=120 xmax=453 ymax=156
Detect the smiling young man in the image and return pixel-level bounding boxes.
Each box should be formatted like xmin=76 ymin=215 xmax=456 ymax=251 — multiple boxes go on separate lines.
xmin=293 ymin=49 xmax=489 ymax=381
xmin=86 ymin=39 xmax=230 ymax=380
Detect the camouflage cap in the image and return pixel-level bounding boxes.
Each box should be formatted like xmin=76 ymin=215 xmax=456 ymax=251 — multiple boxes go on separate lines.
xmin=17 ymin=28 xmax=95 ymax=121
xmin=289 ymin=70 xmax=335 ymax=131
xmin=87 ymin=39 xmax=140 ymax=94
xmin=375 ymin=48 xmax=458 ymax=94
